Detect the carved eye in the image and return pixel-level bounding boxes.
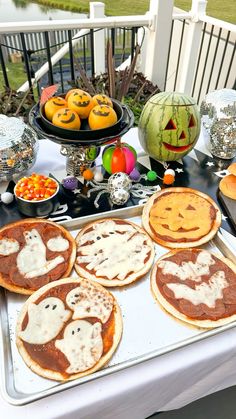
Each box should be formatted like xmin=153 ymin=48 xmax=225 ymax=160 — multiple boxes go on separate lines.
xmin=77 ymin=328 xmax=81 ymax=332
xmin=164 ymin=119 xmax=176 ymax=130
xmin=72 ymin=330 xmax=75 ymax=335
xmin=52 ymin=305 xmax=57 ymax=310
xmin=188 ymin=115 xmax=196 ymax=128
xmin=45 ymin=304 xmax=49 ymax=309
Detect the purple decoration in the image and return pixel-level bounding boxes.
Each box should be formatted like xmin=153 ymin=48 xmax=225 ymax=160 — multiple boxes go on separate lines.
xmin=129 ymin=167 xmax=141 ymax=181
xmin=62 ymin=176 xmax=78 ymax=190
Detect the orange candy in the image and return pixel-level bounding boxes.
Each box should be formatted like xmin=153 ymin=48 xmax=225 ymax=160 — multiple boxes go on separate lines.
xmin=15 ymin=174 xmax=58 ymax=201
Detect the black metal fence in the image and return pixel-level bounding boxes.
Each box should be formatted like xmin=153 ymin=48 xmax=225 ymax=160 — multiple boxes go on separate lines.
xmin=0 ymin=26 xmax=138 ymax=97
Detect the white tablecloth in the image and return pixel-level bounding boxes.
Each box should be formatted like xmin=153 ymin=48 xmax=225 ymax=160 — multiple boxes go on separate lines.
xmin=1 ymin=128 xmax=236 ymax=419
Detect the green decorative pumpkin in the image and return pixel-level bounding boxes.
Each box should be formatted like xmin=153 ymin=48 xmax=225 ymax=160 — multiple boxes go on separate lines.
xmin=138 ymin=92 xmax=200 ymax=161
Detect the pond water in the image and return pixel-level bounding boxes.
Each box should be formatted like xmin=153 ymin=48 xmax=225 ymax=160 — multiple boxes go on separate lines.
xmin=0 ymin=0 xmax=86 ymax=22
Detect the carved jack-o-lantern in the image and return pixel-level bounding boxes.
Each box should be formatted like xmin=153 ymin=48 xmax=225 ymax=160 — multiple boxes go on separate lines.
xmin=88 ymin=105 xmax=118 ymax=130
xmin=138 ymin=92 xmax=200 ymax=161
xmin=67 ymin=89 xmax=94 ymax=119
xmin=44 ymin=96 xmax=68 ymax=121
xmin=52 ymin=108 xmax=81 ymax=130
xmin=92 ymin=94 xmax=113 ymax=108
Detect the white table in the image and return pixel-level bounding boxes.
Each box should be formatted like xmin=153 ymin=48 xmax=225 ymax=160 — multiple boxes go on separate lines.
xmin=1 ymin=128 xmax=236 ymax=419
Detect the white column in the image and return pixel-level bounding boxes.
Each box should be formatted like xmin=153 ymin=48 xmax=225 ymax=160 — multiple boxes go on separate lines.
xmin=90 ymin=2 xmax=106 ymax=75
xmin=178 ymin=0 xmax=207 ymax=94
xmin=144 ymin=0 xmax=174 ymax=90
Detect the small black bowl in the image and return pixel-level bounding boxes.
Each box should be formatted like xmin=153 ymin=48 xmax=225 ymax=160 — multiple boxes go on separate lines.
xmin=40 ymin=98 xmax=124 ymax=141
xmin=14 ymin=178 xmax=60 ymax=217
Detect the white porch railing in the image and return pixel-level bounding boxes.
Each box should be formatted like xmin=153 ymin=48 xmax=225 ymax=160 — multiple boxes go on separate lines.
xmin=0 ymin=0 xmax=235 ymax=103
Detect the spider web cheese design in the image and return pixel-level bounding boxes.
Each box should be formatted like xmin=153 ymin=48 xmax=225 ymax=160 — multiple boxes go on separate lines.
xmin=151 ymin=249 xmax=236 ymax=328
xmin=75 ymin=219 xmax=154 ymax=286
xmin=16 ymin=278 xmax=123 ymax=381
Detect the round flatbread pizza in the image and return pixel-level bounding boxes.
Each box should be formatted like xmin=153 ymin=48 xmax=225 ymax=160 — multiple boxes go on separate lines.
xmin=151 ymin=248 xmax=236 ymax=328
xmin=0 ymin=219 xmax=76 ymax=294
xmin=75 ymin=218 xmax=155 ymax=287
xmin=142 ymin=187 xmax=221 ymax=248
xmin=16 ymin=277 xmax=122 ymax=381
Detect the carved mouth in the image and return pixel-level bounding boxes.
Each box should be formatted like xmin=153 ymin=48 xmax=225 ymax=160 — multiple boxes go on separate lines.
xmin=163 ymin=142 xmax=192 ymax=153
xmin=73 ymin=101 xmax=90 ymax=107
xmin=61 ymin=114 xmax=76 ymax=124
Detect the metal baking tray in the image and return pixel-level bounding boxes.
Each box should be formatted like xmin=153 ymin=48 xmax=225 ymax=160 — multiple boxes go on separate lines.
xmin=1 ymin=205 xmax=236 ymax=406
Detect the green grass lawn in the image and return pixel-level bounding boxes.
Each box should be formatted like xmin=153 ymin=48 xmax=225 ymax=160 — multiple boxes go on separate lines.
xmin=32 ymin=0 xmax=236 ymax=24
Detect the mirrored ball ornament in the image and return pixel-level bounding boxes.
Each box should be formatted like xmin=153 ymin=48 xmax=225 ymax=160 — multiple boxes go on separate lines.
xmin=108 ymin=172 xmax=132 ymax=192
xmin=200 ymin=89 xmax=236 ymax=159
xmin=110 ymin=188 xmax=130 ymax=205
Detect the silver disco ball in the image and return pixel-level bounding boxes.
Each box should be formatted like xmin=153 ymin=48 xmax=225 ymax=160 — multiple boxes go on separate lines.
xmin=0 ymin=115 xmax=39 ymax=181
xmin=200 ymin=89 xmax=236 ymax=159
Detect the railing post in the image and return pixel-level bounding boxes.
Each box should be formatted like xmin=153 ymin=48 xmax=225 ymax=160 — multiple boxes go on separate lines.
xmin=90 ymin=2 xmax=105 ymax=75
xmin=144 ymin=0 xmax=174 ymax=90
xmin=178 ymin=0 xmax=207 ymax=94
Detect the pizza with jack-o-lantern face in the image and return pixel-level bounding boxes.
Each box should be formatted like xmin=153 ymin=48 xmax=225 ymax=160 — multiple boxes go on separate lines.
xmin=142 ymin=187 xmax=221 ymax=248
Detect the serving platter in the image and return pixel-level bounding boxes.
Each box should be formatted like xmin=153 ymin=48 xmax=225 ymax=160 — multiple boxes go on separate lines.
xmin=1 ymin=204 xmax=236 ymax=406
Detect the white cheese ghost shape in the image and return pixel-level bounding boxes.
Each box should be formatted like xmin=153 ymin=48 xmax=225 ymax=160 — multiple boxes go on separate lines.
xmin=66 ymin=283 xmax=113 ymax=324
xmin=19 ymin=297 xmax=71 ymax=344
xmin=16 ymin=229 xmax=64 ymax=279
xmin=55 ymin=319 xmax=103 ymax=373
xmin=0 ymin=238 xmax=19 ymax=256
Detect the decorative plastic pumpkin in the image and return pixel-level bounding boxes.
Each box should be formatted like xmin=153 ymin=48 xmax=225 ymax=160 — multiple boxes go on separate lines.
xmin=88 ymin=105 xmax=117 ymax=130
xmin=138 ymin=92 xmax=200 ymax=161
xmin=44 ymin=96 xmax=68 ymax=121
xmin=92 ymin=94 xmax=113 ymax=108
xmin=52 ymin=108 xmax=81 ymax=130
xmin=102 ymin=142 xmax=137 ymax=174
xmin=67 ymin=89 xmax=94 ymax=119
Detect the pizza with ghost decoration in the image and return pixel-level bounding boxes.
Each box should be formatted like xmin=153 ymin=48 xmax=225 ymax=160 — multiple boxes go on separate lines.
xmin=142 ymin=187 xmax=221 ymax=248
xmin=16 ymin=277 xmax=122 ymax=381
xmin=0 ymin=219 xmax=76 ymax=294
xmin=75 ymin=218 xmax=155 ymax=287
xmin=151 ymin=248 xmax=236 ymax=328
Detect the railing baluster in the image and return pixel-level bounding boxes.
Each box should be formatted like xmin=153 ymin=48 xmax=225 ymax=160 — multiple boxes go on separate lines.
xmin=206 ymin=27 xmax=222 ymax=94
xmin=111 ymin=28 xmax=115 ymax=56
xmin=0 ymin=42 xmax=9 ymax=88
xmin=83 ymin=36 xmax=87 ymax=71
xmin=90 ymin=29 xmax=95 ymax=77
xmin=44 ymin=31 xmax=54 ymax=86
xmin=131 ymin=27 xmax=136 ymax=62
xmin=174 ymin=20 xmax=185 ymax=91
xmin=215 ymin=31 xmax=231 ymax=89
xmin=59 ymin=59 xmax=64 ymax=92
xmin=191 ymin=22 xmax=207 ymax=97
xmin=197 ymin=24 xmax=215 ymax=102
xmin=68 ymin=30 xmax=75 ymax=82
xmin=20 ymin=32 xmax=32 ymax=89
xmin=164 ymin=20 xmax=174 ymax=91
xmin=224 ymin=41 xmax=236 ymax=88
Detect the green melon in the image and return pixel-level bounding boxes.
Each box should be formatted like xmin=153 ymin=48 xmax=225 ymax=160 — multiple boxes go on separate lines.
xmin=138 ymin=92 xmax=200 ymax=161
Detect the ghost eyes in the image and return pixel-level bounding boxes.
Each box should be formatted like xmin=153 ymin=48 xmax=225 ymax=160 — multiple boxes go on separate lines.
xmin=71 ymin=328 xmax=81 ymax=335
xmin=44 ymin=304 xmax=57 ymax=309
xmin=164 ymin=115 xmax=196 ymax=131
